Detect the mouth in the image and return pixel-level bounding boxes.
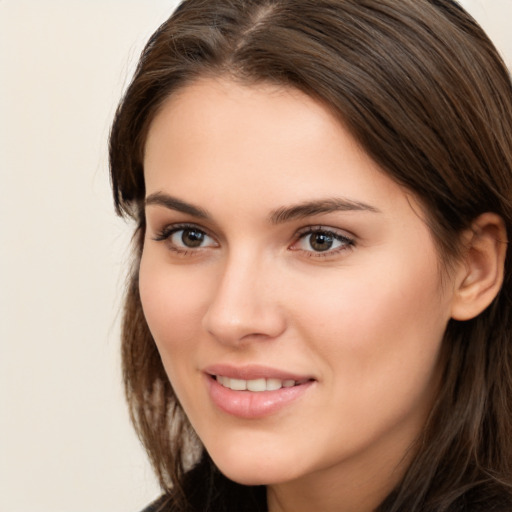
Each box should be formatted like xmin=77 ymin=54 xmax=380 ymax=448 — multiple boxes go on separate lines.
xmin=213 ymin=375 xmax=311 ymax=392
xmin=204 ymin=366 xmax=316 ymax=418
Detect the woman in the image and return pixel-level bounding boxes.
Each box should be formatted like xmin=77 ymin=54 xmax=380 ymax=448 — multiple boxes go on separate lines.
xmin=109 ymin=0 xmax=512 ymax=510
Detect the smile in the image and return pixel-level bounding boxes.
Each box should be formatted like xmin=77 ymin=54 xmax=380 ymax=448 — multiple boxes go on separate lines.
xmin=205 ymin=369 xmax=315 ymax=419
xmin=215 ymin=375 xmax=306 ymax=392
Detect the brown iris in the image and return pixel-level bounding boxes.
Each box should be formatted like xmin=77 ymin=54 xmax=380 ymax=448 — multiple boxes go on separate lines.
xmin=309 ymin=232 xmax=334 ymax=252
xmin=181 ymin=229 xmax=205 ymax=248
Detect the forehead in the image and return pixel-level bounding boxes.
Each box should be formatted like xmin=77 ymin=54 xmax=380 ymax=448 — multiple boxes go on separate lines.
xmin=145 ymin=78 xmax=348 ymax=165
xmin=143 ymin=78 xmax=423 ymax=223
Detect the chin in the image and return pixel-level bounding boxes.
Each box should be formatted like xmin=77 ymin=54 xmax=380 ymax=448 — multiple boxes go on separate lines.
xmin=207 ymin=446 xmax=304 ymax=486
xmin=218 ymin=464 xmax=296 ymax=487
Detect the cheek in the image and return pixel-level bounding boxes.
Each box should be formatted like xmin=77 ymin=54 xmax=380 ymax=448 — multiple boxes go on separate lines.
xmin=292 ymin=269 xmax=448 ymax=457
xmin=138 ymin=251 xmax=208 ymax=356
xmin=138 ymin=253 xmax=214 ymax=414
xmin=289 ymin=249 xmax=450 ymax=399
xmin=298 ymin=266 xmax=445 ymax=339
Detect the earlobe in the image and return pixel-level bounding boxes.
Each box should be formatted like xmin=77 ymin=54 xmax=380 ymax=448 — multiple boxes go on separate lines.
xmin=451 ymin=213 xmax=507 ymax=321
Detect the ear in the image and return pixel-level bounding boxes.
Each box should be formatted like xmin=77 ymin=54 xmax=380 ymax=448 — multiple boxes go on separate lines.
xmin=451 ymin=213 xmax=507 ymax=321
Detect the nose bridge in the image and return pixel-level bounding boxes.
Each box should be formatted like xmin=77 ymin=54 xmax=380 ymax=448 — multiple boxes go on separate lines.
xmin=202 ymin=246 xmax=285 ymax=344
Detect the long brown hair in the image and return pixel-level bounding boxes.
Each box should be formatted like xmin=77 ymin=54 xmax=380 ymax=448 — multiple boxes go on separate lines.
xmin=109 ymin=1 xmax=512 ymax=510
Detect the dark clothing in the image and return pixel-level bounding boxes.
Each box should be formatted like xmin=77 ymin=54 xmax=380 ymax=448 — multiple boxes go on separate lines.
xmin=140 ymin=495 xmax=169 ymax=512
xmin=140 ymin=491 xmax=512 ymax=512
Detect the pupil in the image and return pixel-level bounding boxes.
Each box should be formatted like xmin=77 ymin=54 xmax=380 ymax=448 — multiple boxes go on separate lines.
xmin=311 ymin=233 xmax=333 ymax=252
xmin=182 ymin=229 xmax=204 ymax=248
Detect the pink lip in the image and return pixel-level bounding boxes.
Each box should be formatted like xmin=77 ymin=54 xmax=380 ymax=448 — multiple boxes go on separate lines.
xmin=204 ymin=364 xmax=312 ymax=381
xmin=203 ymin=364 xmax=315 ymax=419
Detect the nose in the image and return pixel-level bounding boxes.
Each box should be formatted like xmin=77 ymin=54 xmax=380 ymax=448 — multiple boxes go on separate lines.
xmin=201 ymin=251 xmax=287 ymax=346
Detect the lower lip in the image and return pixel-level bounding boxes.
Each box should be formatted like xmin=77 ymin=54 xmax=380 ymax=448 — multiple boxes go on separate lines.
xmin=206 ymin=375 xmax=314 ymax=419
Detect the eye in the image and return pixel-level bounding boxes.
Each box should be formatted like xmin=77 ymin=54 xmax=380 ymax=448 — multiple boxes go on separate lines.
xmin=153 ymin=224 xmax=217 ymax=252
xmin=292 ymin=228 xmax=354 ymax=255
xmin=172 ymin=228 xmax=210 ymax=248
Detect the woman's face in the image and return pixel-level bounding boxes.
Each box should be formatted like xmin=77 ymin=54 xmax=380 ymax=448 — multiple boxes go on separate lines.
xmin=140 ymin=79 xmax=458 ymax=499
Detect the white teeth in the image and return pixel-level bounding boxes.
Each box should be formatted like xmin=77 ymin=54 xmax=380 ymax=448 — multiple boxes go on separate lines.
xmin=230 ymin=378 xmax=247 ymax=391
xmin=247 ymin=378 xmax=266 ymax=392
xmin=266 ymin=378 xmax=282 ymax=391
xmin=216 ymin=376 xmax=298 ymax=392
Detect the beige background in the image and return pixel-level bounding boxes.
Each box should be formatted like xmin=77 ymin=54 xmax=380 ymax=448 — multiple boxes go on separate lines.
xmin=1 ymin=1 xmax=511 ymax=511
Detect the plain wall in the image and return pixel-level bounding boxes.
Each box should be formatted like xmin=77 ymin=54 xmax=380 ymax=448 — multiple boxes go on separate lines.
xmin=0 ymin=1 xmax=511 ymax=511
xmin=0 ymin=2 xmax=178 ymax=512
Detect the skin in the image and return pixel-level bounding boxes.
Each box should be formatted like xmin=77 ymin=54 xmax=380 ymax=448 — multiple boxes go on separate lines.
xmin=139 ymin=78 xmax=463 ymax=512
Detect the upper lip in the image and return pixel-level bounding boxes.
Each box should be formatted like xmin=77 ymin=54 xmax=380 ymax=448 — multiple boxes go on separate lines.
xmin=203 ymin=364 xmax=314 ymax=382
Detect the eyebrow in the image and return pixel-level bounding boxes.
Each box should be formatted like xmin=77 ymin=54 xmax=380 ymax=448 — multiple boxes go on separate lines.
xmin=269 ymin=198 xmax=380 ymax=224
xmin=145 ymin=192 xmax=380 ymax=223
xmin=145 ymin=192 xmax=210 ymax=218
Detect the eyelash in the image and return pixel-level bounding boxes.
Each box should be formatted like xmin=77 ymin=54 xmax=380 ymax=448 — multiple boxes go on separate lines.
xmin=152 ymin=223 xmax=355 ymax=258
